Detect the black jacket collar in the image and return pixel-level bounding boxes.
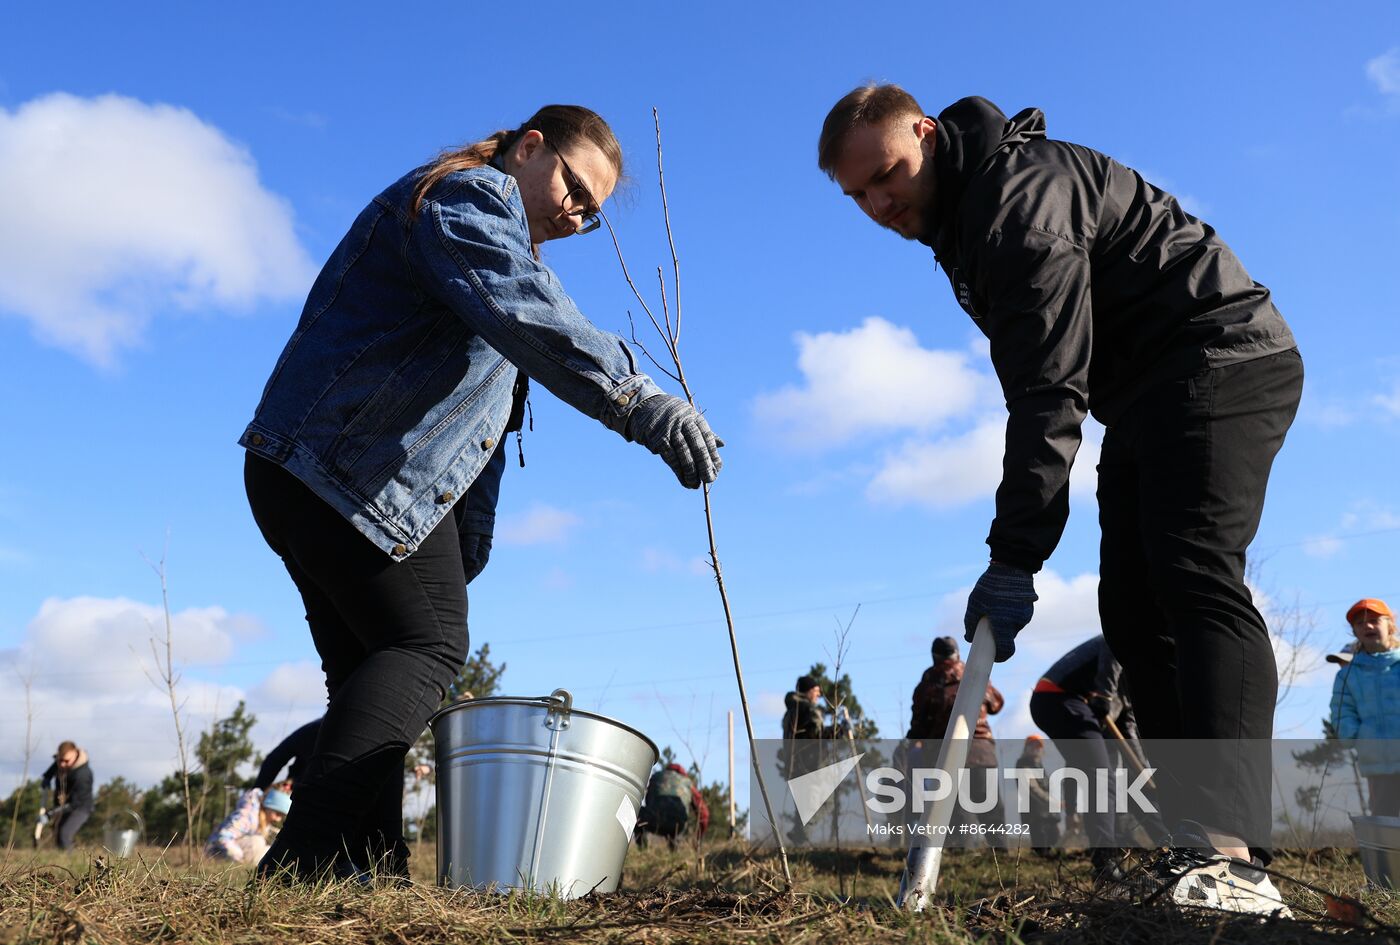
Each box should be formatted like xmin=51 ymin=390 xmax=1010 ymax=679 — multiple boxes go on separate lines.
xmin=924 ymin=97 xmax=1046 ymax=257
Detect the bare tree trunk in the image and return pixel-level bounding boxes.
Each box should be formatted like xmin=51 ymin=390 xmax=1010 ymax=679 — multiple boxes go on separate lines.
xmin=6 ymin=664 xmax=38 ymax=850
xmin=602 ymin=108 xmax=791 ymax=890
xmin=142 ymin=543 xmax=196 ymax=859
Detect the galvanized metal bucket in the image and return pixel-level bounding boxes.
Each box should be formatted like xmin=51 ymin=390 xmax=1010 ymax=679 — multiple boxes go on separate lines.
xmin=1353 ymin=814 xmax=1400 ymax=888
xmin=430 ymin=688 xmax=658 ymax=898
xmin=102 ymin=809 xmax=143 ymax=858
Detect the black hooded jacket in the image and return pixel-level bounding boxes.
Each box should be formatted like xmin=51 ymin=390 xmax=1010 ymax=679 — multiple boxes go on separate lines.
xmin=924 ymin=98 xmax=1296 ymax=572
xmin=42 ymin=752 xmax=94 ymax=812
xmin=781 ymin=692 xmax=825 ymax=740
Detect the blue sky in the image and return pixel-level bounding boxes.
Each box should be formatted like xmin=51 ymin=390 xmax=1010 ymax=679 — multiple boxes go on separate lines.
xmin=2 ymin=3 xmax=1398 ymax=805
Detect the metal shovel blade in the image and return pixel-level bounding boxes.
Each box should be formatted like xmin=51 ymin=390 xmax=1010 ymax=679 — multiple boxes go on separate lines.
xmin=896 ymin=616 xmax=996 ymax=912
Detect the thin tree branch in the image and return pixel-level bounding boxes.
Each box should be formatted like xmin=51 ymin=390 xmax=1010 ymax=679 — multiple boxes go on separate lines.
xmin=654 ymin=108 xmax=683 ymax=347
xmin=606 ymin=107 xmax=792 ymax=890
xmin=625 ymin=310 xmax=682 ymax=384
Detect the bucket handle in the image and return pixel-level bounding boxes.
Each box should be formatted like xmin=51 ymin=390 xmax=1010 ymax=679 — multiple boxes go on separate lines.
xmin=544 ymin=688 xmax=573 ymax=731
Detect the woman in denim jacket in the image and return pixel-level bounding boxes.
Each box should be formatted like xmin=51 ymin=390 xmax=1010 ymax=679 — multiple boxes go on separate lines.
xmin=240 ymin=105 xmax=722 ymax=881
xmin=1330 ymin=598 xmax=1400 ymax=816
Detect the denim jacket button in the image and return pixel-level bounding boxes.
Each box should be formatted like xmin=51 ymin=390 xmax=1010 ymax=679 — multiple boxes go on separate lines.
xmin=614 ymin=393 xmax=631 ymax=406
xmin=392 ymin=543 xmax=407 ymax=556
xmin=481 ymin=438 xmax=495 ymax=450
xmin=437 ymin=491 xmax=455 ymax=504
xmin=249 ymin=433 xmax=264 ymax=446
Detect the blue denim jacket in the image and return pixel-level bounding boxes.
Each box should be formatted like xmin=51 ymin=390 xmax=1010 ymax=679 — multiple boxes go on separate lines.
xmin=239 ymin=164 xmax=661 ymax=560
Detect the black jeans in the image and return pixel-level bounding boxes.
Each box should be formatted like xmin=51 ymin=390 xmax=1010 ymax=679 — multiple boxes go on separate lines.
xmin=1097 ymin=348 xmax=1302 ymax=851
xmin=1029 ymin=691 xmax=1115 ymax=848
xmin=244 ymin=453 xmax=469 ymax=875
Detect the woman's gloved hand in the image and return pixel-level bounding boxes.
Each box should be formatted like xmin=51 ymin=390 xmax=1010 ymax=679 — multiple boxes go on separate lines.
xmin=625 ymin=394 xmax=723 ymax=489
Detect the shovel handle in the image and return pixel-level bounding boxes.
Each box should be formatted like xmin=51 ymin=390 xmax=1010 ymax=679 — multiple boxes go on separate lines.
xmin=897 ymin=617 xmax=996 ymax=911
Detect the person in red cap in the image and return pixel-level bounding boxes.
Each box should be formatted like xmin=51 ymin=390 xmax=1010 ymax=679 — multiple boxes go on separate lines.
xmin=1330 ymin=598 xmax=1400 ymax=816
xmin=1014 ymin=734 xmax=1058 ymax=854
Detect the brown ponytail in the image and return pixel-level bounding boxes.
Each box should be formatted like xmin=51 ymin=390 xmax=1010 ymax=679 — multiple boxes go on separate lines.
xmin=411 ymin=105 xmax=622 ymax=219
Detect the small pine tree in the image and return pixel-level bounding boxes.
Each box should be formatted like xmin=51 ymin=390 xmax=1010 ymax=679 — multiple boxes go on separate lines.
xmin=194 ymin=701 xmax=259 ymax=828
xmin=0 ymin=781 xmax=44 ymax=847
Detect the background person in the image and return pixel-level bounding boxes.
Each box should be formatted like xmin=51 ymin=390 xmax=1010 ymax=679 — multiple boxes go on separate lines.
xmin=1330 ymin=598 xmax=1400 ymax=817
xmin=207 ymin=786 xmax=292 ymax=863
xmin=819 ymin=84 xmax=1299 ymax=917
xmin=40 ymin=741 xmax=94 ymax=850
xmin=1029 ymin=635 xmax=1165 ymax=880
xmin=634 ymin=763 xmax=709 ymax=850
xmin=781 ymin=675 xmax=826 ymax=740
xmin=240 ymin=104 xmax=722 ymax=883
xmin=1014 ymin=735 xmax=1058 ymax=855
xmin=906 ymin=636 xmax=1006 ymax=845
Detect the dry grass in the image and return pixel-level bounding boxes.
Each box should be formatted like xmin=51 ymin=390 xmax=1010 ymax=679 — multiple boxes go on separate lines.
xmin=0 ymin=842 xmax=1395 ymax=944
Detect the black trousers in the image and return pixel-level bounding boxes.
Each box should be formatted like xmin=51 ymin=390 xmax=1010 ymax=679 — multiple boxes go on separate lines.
xmin=54 ymin=805 xmax=91 ymax=849
xmin=244 ymin=453 xmax=469 ymax=875
xmin=1029 ymin=691 xmax=1115 ymax=848
xmin=1097 ymin=348 xmax=1302 ymax=850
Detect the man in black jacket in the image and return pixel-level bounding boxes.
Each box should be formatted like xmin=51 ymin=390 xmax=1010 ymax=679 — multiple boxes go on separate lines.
xmin=818 ymin=86 xmax=1300 ymax=918
xmin=781 ymin=675 xmax=826 ymax=740
xmin=41 ymin=741 xmax=94 ymax=849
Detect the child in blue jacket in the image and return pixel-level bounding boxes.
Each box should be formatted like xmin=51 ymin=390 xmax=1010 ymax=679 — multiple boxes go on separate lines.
xmin=1330 ymin=598 xmax=1400 ymax=816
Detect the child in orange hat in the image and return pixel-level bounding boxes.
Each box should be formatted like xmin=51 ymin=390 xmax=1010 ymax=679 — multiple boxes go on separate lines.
xmin=1330 ymin=599 xmax=1400 ymax=816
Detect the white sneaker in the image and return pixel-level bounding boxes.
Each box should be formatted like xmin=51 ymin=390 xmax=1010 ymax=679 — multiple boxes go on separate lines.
xmin=1147 ymin=849 xmax=1294 ymax=919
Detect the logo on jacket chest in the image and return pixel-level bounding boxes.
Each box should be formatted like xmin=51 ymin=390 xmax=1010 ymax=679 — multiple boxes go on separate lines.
xmin=951 ymin=269 xmax=983 ymax=320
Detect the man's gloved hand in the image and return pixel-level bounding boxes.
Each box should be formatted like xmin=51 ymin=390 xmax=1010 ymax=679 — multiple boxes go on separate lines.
xmin=1087 ymin=693 xmax=1112 ymax=720
xmin=625 ymin=394 xmax=722 ymax=489
xmin=963 ymin=562 xmax=1037 ymax=662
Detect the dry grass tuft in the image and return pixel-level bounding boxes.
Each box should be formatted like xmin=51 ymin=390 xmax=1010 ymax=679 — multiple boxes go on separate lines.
xmin=1 ymin=843 xmax=1395 ymax=944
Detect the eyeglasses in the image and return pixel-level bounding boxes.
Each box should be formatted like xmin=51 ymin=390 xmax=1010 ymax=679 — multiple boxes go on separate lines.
xmin=544 ymin=139 xmax=601 ymax=234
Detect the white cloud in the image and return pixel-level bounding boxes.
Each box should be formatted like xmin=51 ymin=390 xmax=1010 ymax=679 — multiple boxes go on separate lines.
xmin=1340 ymin=505 xmax=1400 ymax=531
xmin=1367 ymin=47 xmax=1400 ymax=96
xmin=541 ymin=567 xmax=576 ymax=591
xmin=23 ymin=596 xmax=243 ymax=694
xmin=1251 ymin=584 xmax=1332 ymax=695
xmin=640 ymin=546 xmax=711 ymax=576
xmin=755 ymin=691 xmax=786 ymax=720
xmin=0 ymin=596 xmax=297 ymax=787
xmin=1302 ymin=400 xmax=1356 ymax=429
xmin=497 ymin=503 xmax=582 ymax=545
xmin=867 ymin=420 xmax=1005 ymax=509
xmin=1131 ymin=166 xmax=1211 ymax=219
xmin=1374 ymin=381 xmax=1400 ymax=418
xmin=247 ymin=660 xmax=324 ymax=710
xmin=753 ymin=317 xmax=996 ymax=448
xmin=759 ymin=317 xmax=1104 ymax=514
xmin=1301 ymin=535 xmax=1344 ymax=559
xmin=1298 ymin=503 xmax=1400 ymax=560
xmin=0 ymin=93 xmax=315 ymax=366
xmin=867 ymin=417 xmax=1103 ymax=510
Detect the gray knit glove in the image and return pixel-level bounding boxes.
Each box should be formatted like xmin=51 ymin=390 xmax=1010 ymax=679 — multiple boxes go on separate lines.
xmin=625 ymin=394 xmax=722 ymax=489
xmin=963 ymin=563 xmax=1037 ymax=662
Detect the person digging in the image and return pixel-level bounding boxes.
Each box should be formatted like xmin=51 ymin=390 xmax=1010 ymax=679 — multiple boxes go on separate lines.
xmin=819 ymin=84 xmax=1301 ymax=918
